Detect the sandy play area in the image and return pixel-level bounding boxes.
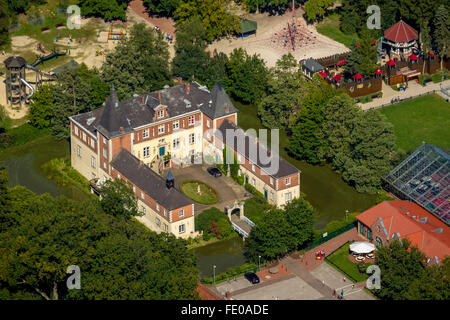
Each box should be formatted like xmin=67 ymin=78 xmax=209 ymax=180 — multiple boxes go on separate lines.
xmin=207 ymin=9 xmax=349 ymax=67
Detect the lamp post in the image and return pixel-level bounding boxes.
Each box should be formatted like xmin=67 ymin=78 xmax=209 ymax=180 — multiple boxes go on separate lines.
xmin=213 ymin=265 xmax=216 ymax=284
xmin=258 ymin=255 xmax=261 ymax=272
xmin=345 ymin=210 xmax=349 ymax=221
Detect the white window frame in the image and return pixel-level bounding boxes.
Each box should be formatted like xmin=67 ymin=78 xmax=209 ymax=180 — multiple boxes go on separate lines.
xmin=156 ymin=204 xmax=160 ymax=211
xmin=91 ymin=156 xmax=96 ymax=168
xmin=252 ymin=164 xmax=255 ymax=172
xmin=158 ymin=125 xmax=165 ymax=135
xmin=173 ymin=138 xmax=180 ymax=150
xmin=103 ymin=162 xmax=107 ymax=169
xmin=82 ymin=132 xmax=86 ymax=142
xmin=141 ymin=192 xmax=145 ymax=200
xmin=90 ymin=139 xmax=95 ymax=149
xmin=206 ymin=119 xmax=210 ymax=128
xmin=179 ymin=224 xmax=185 ymax=234
xmin=286 ymin=177 xmax=291 ymax=186
xmin=157 ymin=109 xmax=164 ymax=119
xmin=188 ymin=116 xmax=195 ymax=126
xmin=285 ymin=192 xmax=292 ymax=202
xmin=179 ymin=209 xmax=184 ymax=218
xmin=270 ymin=177 xmax=274 ymax=185
xmin=173 ymin=121 xmax=179 ymax=130
xmin=77 ymin=145 xmax=81 ymax=157
xmin=103 ymin=148 xmax=107 ymax=158
xmin=141 ymin=205 xmax=146 ymax=214
xmin=189 ymin=133 xmax=195 ymax=145
xmin=143 ymin=129 xmax=149 ymax=138
xmin=74 ymin=126 xmax=79 ymax=136
xmin=156 ymin=217 xmax=161 ymax=226
xmin=252 ymin=178 xmax=256 ymax=187
xmin=143 ymin=146 xmax=150 ymax=158
xmin=133 ymin=185 xmax=136 ymax=193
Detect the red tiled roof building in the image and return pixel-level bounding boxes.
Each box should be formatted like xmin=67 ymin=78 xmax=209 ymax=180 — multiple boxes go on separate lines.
xmin=356 ymin=201 xmax=450 ymax=266
xmin=382 ymin=20 xmax=418 ymax=57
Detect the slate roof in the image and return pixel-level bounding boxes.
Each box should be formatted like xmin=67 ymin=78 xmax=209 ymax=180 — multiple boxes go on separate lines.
xmin=110 ymin=149 xmax=193 ymax=211
xmin=301 ymin=58 xmax=324 ymax=73
xmin=4 ymin=56 xmax=26 ymax=68
xmin=384 ymin=20 xmax=418 ymax=43
xmin=215 ymin=119 xmax=299 ymax=179
xmin=70 ymin=81 xmax=237 ymax=138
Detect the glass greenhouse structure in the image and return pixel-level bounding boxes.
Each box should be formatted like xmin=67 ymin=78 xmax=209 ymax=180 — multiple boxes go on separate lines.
xmin=383 ymin=144 xmax=449 ymax=225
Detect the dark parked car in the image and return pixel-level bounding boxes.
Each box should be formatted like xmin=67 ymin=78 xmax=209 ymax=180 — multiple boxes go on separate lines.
xmin=244 ymin=272 xmax=260 ymax=284
xmin=207 ymin=167 xmax=222 ymax=177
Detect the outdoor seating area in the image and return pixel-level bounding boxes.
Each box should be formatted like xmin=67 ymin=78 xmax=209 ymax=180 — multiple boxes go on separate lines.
xmin=348 ymin=242 xmax=376 ymax=263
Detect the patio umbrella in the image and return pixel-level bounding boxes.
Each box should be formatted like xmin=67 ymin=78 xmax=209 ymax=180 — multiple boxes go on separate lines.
xmin=333 ymin=74 xmax=342 ymax=82
xmin=353 ymin=73 xmax=363 ymax=80
xmin=374 ymin=69 xmax=382 ymax=75
xmin=336 ymin=59 xmax=347 ymax=66
xmin=409 ymin=54 xmax=419 ymax=61
xmin=349 ymin=242 xmax=375 ymax=254
xmin=429 ymin=52 xmax=436 ymax=58
xmin=386 ymin=60 xmax=396 ymax=67
xmin=318 ymin=71 xmax=327 ymax=78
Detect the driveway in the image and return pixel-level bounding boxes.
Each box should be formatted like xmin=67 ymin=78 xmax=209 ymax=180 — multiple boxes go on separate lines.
xmin=162 ymin=165 xmax=248 ymax=214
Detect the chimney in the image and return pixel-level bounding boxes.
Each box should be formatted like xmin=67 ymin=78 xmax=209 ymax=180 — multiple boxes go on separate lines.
xmin=119 ymin=126 xmax=124 ymax=132
xmin=185 ymin=83 xmax=190 ymax=94
xmin=157 ymin=91 xmax=161 ymax=101
xmin=225 ymin=105 xmax=230 ymax=113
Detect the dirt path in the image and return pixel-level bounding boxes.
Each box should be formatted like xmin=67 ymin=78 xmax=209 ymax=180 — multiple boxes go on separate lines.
xmin=207 ymin=10 xmax=348 ymax=67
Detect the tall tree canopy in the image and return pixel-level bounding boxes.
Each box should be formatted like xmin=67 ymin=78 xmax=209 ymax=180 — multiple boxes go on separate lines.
xmin=258 ymin=54 xmax=303 ymax=128
xmin=245 ymin=197 xmax=315 ymax=261
xmin=0 ymin=172 xmax=199 ymax=300
xmin=317 ymin=95 xmax=396 ymax=193
xmin=143 ymin=0 xmax=180 ymax=16
xmin=172 ymin=17 xmax=210 ymax=80
xmin=100 ymin=179 xmax=140 ymax=219
xmin=0 ymin=0 xmax=9 ymax=48
xmin=79 ymin=0 xmax=130 ymax=21
xmin=433 ymin=5 xmax=450 ymax=70
xmin=304 ymin=0 xmax=334 ymax=22
xmin=222 ymin=48 xmax=269 ymax=105
xmin=174 ymin=0 xmax=240 ymax=41
xmin=101 ymin=23 xmax=172 ymax=100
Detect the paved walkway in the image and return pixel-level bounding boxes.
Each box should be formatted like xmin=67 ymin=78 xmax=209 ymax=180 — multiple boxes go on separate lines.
xmin=295 ymin=228 xmax=365 ymax=270
xmin=280 ymin=256 xmax=336 ymax=300
xmin=359 ymin=79 xmax=450 ymax=110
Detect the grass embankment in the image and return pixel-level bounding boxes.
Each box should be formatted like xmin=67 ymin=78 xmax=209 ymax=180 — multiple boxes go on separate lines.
xmin=316 ymin=13 xmax=358 ymax=48
xmin=0 ymin=123 xmax=51 ymax=150
xmin=41 ymin=157 xmax=92 ymax=195
xmin=378 ymin=94 xmax=450 ymax=152
xmin=325 ymin=242 xmax=372 ymax=283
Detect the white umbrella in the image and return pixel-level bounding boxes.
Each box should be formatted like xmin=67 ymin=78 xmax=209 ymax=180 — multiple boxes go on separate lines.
xmin=349 ymin=242 xmax=375 ymax=254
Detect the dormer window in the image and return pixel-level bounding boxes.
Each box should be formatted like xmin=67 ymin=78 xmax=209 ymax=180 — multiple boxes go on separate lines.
xmin=157 ymin=109 xmax=164 ymax=119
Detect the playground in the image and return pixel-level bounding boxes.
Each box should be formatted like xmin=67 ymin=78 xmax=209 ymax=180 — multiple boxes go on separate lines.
xmin=207 ymin=9 xmax=348 ymax=67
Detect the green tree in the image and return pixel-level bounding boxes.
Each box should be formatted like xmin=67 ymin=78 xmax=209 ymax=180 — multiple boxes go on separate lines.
xmin=222 ymin=48 xmax=269 ymax=105
xmin=258 ymin=54 xmax=302 ymax=128
xmin=304 ymin=0 xmax=334 ymax=21
xmin=79 ymin=0 xmax=130 ymax=21
xmin=172 ymin=17 xmax=209 ymax=80
xmin=0 ymin=0 xmax=9 ymax=48
xmin=420 ymin=20 xmax=432 ymax=74
xmin=0 ymin=167 xmax=9 ymax=230
xmin=197 ymin=50 xmax=229 ymax=89
xmin=100 ymin=179 xmax=140 ymax=219
xmin=433 ymin=4 xmax=450 ymax=70
xmin=29 ymin=85 xmax=54 ymax=129
xmin=143 ymin=0 xmax=180 ymax=16
xmin=283 ymin=197 xmax=316 ymax=248
xmin=101 ymin=23 xmax=171 ymax=100
xmin=404 ymin=256 xmax=450 ymax=300
xmin=174 ymin=0 xmax=240 ymax=41
xmin=288 ymin=75 xmax=340 ymax=163
xmin=374 ymin=238 xmax=428 ymax=300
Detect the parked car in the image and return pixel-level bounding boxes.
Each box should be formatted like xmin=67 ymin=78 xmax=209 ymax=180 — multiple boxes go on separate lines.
xmin=207 ymin=167 xmax=222 ymax=177
xmin=244 ymin=272 xmax=260 ymax=284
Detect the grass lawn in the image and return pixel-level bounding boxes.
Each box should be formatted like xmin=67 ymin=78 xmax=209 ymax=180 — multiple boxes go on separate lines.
xmin=180 ymin=180 xmax=219 ymax=205
xmin=378 ymin=94 xmax=450 ymax=152
xmin=326 ymin=242 xmax=371 ymax=283
xmin=316 ymin=13 xmax=358 ymax=48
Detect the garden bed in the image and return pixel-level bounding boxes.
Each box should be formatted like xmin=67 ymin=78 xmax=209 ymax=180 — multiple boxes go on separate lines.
xmin=180 ymin=180 xmax=219 ymax=205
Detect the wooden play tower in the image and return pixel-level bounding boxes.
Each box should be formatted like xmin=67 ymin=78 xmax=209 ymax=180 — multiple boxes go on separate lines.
xmin=4 ymin=56 xmax=27 ymax=106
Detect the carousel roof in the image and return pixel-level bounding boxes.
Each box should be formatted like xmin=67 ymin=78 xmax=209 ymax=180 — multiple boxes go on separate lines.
xmin=384 ymin=20 xmax=418 ymax=43
xmin=386 ymin=59 xmax=396 ymax=66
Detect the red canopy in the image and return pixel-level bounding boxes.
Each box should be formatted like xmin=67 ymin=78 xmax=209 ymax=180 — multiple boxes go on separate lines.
xmin=409 ymin=54 xmax=419 ymax=60
xmin=374 ymin=69 xmax=383 ymax=75
xmin=333 ymin=74 xmax=342 ymax=82
xmin=356 ymin=43 xmax=360 ymax=47
xmin=386 ymin=60 xmax=396 ymax=66
xmin=336 ymin=59 xmax=347 ymax=66
xmin=318 ymin=71 xmax=327 ymax=78
xmin=353 ymin=73 xmax=363 ymax=80
xmin=429 ymin=52 xmax=436 ymax=58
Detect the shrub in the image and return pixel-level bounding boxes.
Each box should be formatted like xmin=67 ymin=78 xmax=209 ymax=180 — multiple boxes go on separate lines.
xmin=195 ymin=207 xmax=234 ymax=240
xmin=431 ymin=73 xmax=443 ymax=83
xmin=245 ymin=183 xmax=265 ymax=200
xmin=0 ymin=133 xmax=13 ymax=148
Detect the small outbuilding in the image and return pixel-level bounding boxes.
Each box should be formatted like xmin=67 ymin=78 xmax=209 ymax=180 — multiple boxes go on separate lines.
xmin=239 ymin=19 xmax=257 ymax=37
xmin=301 ymin=58 xmax=324 ymax=80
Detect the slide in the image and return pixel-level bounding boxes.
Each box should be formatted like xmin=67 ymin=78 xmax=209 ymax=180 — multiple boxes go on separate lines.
xmin=19 ymin=77 xmax=35 ymax=100
xmin=25 ymin=64 xmax=56 ymax=78
xmin=30 ymin=51 xmax=66 ymax=68
xmin=38 ymin=43 xmax=46 ymax=54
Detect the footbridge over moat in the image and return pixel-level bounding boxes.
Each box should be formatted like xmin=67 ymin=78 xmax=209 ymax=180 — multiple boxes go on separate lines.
xmin=225 ymin=201 xmax=255 ymax=239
